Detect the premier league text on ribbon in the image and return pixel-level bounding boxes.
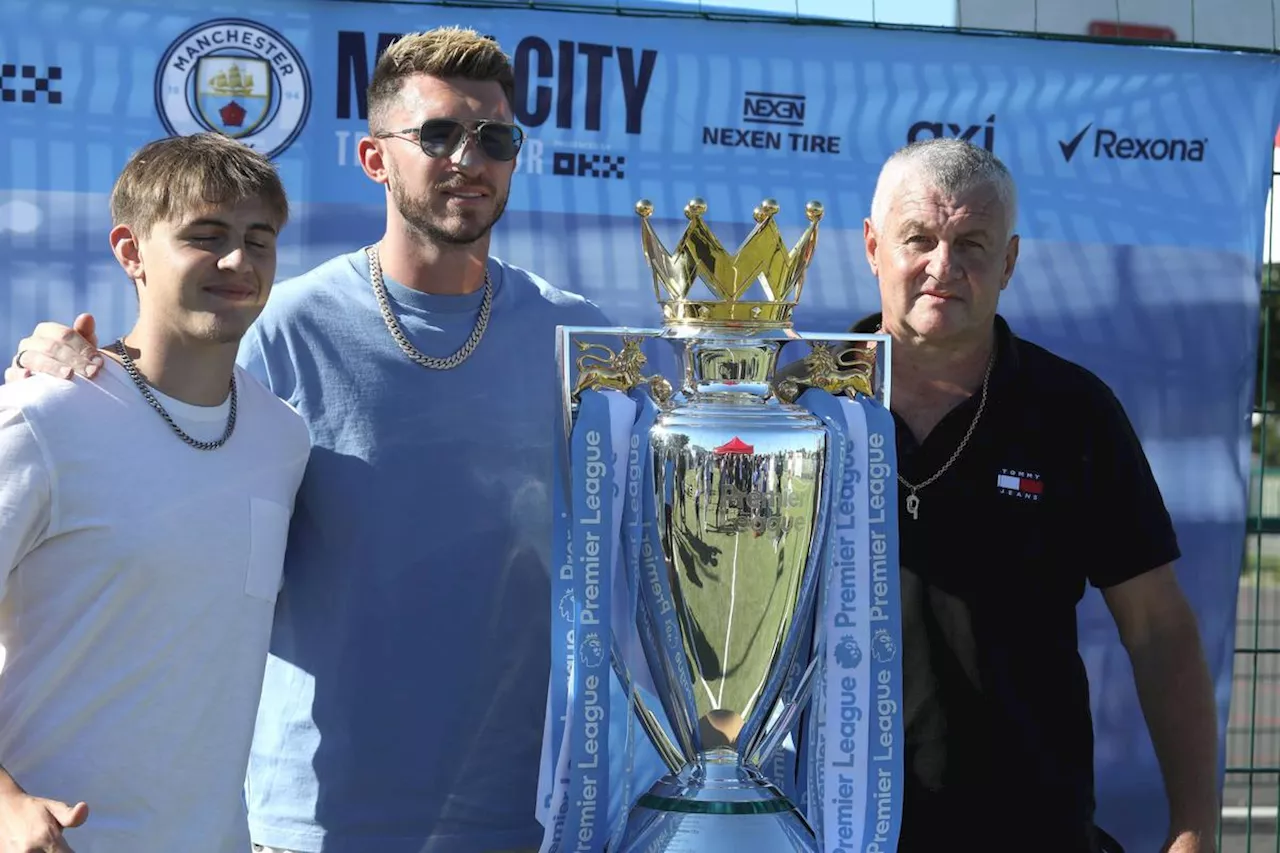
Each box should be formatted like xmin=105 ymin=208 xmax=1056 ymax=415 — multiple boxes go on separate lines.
xmin=815 ymin=398 xmax=901 ymax=853
xmin=829 ymin=428 xmax=897 ymax=852
xmin=572 ymin=426 xmax=607 ymax=849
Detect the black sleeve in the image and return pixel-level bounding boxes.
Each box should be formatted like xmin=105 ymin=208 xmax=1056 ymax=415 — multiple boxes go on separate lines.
xmin=1078 ymin=377 xmax=1181 ymax=589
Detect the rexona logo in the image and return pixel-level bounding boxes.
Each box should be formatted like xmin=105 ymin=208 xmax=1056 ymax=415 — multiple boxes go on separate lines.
xmin=703 ymin=91 xmax=842 ymax=155
xmin=1059 ymin=122 xmax=1207 ymax=163
xmin=908 ymin=114 xmax=995 ymax=152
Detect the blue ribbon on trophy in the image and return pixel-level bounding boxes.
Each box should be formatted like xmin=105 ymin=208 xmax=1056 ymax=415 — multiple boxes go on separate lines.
xmin=797 ymin=389 xmax=904 ymax=852
xmin=541 ymin=387 xmax=639 ymax=853
xmin=861 ymin=398 xmax=903 ymax=844
xmin=537 ymin=417 xmax=574 ymax=847
xmin=607 ymin=388 xmax=662 ymax=852
xmin=541 ymin=196 xmax=906 ymax=853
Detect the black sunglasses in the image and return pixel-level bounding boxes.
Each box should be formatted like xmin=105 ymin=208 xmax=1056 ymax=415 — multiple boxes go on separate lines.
xmin=375 ymin=118 xmax=524 ymax=162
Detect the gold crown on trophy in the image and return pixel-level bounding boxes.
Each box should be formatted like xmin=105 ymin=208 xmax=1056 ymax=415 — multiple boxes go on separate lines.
xmin=635 ymin=197 xmax=823 ymax=328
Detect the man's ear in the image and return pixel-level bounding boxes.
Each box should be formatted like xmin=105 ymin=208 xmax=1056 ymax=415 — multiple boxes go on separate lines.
xmin=109 ymin=224 xmax=144 ymax=283
xmin=1001 ymin=233 xmax=1020 ymax=290
xmin=864 ymin=218 xmax=880 ymax=277
xmin=359 ymin=136 xmax=391 ymax=187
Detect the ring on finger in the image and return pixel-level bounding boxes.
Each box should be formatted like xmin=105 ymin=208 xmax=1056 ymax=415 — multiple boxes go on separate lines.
xmin=12 ymin=350 xmax=28 ymax=370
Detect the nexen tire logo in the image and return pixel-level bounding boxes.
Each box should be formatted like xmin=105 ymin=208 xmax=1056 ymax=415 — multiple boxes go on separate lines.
xmin=1059 ymin=122 xmax=1206 ymax=163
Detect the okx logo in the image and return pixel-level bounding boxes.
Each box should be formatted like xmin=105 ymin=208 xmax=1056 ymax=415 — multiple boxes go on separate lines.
xmin=0 ymin=65 xmax=62 ymax=104
xmin=553 ymin=151 xmax=625 ymax=179
xmin=1059 ymin=122 xmax=1206 ymax=163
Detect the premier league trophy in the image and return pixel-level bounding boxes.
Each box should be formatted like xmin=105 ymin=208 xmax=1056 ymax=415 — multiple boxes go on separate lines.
xmin=538 ymin=198 xmax=905 ymax=853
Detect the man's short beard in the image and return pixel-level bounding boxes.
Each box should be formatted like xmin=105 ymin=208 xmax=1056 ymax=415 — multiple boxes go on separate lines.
xmin=389 ymin=171 xmax=508 ymax=247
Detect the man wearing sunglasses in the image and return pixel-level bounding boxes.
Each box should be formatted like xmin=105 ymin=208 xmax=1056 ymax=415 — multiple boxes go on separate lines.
xmin=4 ymin=26 xmax=658 ymax=853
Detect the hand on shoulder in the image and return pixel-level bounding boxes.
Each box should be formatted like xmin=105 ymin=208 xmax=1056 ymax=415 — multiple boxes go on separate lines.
xmin=5 ymin=315 xmax=103 ymax=385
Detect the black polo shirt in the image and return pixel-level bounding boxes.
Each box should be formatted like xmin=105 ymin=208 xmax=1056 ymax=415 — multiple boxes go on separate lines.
xmin=845 ymin=313 xmax=1180 ymax=851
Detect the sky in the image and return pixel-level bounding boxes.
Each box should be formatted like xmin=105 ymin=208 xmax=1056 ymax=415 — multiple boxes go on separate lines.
xmin=697 ymin=0 xmax=955 ymax=26
xmin=570 ymin=0 xmax=958 ymax=27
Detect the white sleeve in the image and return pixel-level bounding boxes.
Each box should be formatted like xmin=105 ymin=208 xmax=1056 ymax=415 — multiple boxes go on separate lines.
xmin=0 ymin=405 xmax=53 ymax=596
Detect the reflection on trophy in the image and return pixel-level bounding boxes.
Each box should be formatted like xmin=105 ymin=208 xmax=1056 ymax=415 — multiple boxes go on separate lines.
xmin=547 ymin=196 xmax=897 ymax=853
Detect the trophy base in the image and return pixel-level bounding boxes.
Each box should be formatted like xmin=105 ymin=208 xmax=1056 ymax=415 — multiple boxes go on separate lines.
xmin=613 ymin=750 xmax=817 ymax=853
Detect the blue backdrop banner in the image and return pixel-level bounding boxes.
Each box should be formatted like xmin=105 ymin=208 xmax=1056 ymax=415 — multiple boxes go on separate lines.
xmin=3 ymin=1 xmax=1279 ymax=849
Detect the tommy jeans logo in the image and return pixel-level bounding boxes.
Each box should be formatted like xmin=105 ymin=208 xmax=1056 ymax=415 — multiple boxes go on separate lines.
xmin=997 ymin=468 xmax=1043 ymax=501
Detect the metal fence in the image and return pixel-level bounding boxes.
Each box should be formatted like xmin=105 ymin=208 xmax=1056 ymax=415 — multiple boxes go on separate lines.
xmin=1231 ymin=149 xmax=1280 ymax=849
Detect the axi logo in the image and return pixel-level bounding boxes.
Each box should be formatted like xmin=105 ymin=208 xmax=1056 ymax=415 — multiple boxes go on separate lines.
xmin=908 ymin=114 xmax=995 ymax=151
xmin=1059 ymin=123 xmax=1207 ymax=163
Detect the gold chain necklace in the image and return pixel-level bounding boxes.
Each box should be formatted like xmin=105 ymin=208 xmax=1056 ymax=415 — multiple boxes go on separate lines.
xmin=881 ymin=325 xmax=995 ymax=520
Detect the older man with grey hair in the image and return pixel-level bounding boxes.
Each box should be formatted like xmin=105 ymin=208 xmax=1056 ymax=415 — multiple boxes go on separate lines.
xmin=799 ymin=137 xmax=1219 ymax=853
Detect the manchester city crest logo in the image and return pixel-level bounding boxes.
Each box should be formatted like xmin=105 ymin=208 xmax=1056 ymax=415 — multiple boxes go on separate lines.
xmin=154 ymin=18 xmax=310 ymax=159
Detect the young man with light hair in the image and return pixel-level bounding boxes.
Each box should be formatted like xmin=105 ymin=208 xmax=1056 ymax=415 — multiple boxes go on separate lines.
xmin=0 ymin=132 xmax=310 ymax=852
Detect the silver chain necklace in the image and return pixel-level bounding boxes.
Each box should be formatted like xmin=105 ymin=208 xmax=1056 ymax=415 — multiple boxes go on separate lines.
xmin=109 ymin=340 xmax=237 ymax=451
xmin=365 ymin=244 xmax=493 ymax=371
xmin=882 ymin=326 xmax=995 ymax=521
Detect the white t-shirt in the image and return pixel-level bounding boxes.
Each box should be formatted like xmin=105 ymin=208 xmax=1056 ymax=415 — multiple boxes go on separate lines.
xmin=0 ymin=358 xmax=310 ymax=853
